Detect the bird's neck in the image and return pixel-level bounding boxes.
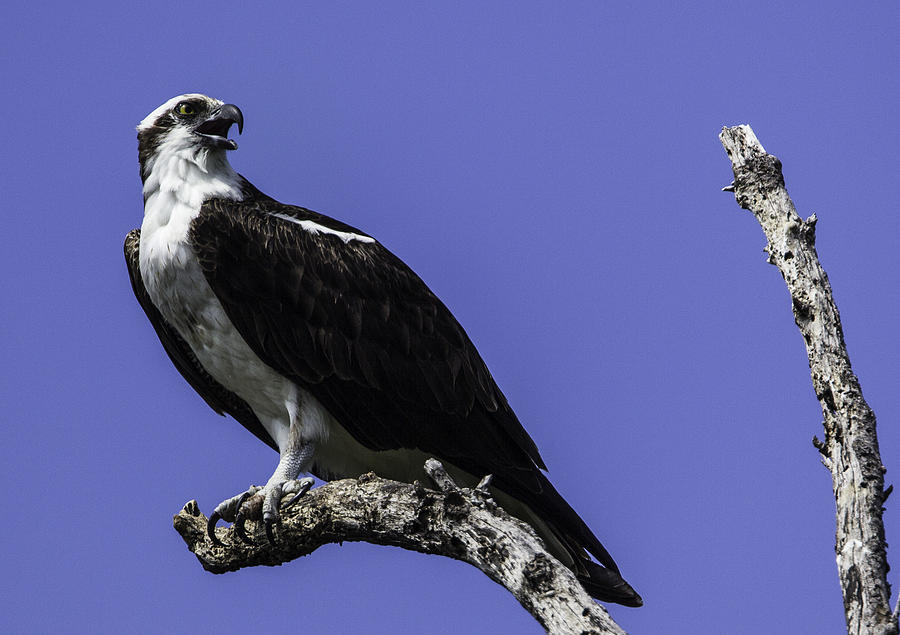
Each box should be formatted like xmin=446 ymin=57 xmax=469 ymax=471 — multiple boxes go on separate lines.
xmin=142 ymin=132 xmax=242 ymax=198
xmin=140 ymin=137 xmax=244 ymax=237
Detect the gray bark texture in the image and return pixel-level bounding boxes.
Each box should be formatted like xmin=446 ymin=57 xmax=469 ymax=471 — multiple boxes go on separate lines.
xmin=720 ymin=125 xmax=898 ymax=635
xmin=174 ymin=459 xmax=626 ymax=635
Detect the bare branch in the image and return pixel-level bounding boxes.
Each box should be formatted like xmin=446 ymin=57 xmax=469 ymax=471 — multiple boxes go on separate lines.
xmin=720 ymin=125 xmax=897 ymax=635
xmin=174 ymin=461 xmax=626 ymax=635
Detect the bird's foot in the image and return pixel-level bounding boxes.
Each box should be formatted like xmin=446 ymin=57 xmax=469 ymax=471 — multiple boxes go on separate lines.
xmin=206 ymin=477 xmax=315 ymax=546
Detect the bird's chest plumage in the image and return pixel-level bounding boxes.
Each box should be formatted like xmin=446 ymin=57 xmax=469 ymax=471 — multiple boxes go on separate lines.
xmin=138 ymin=162 xmax=296 ymax=432
xmin=139 ymin=192 xmax=227 ymax=356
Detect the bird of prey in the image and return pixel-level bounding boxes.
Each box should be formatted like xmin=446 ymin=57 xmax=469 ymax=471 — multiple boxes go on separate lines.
xmin=125 ymin=93 xmax=641 ymax=607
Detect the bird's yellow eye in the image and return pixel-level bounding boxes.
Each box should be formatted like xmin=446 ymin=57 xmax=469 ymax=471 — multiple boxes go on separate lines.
xmin=176 ymin=102 xmax=196 ymax=116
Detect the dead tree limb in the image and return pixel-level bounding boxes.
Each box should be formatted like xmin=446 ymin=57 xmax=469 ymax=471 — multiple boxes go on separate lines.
xmin=173 ymin=459 xmax=626 ymax=635
xmin=720 ymin=125 xmax=897 ymax=635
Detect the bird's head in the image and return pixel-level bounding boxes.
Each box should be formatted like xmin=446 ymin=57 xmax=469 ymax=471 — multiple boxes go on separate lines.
xmin=137 ymin=94 xmax=243 ymax=182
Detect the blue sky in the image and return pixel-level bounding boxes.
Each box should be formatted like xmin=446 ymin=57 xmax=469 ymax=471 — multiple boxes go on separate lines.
xmin=2 ymin=2 xmax=898 ymax=633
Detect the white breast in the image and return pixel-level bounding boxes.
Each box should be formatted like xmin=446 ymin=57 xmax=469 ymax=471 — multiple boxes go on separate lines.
xmin=138 ymin=139 xmax=331 ymax=450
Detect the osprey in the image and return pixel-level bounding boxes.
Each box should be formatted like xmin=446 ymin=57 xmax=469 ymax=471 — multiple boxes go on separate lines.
xmin=125 ymin=93 xmax=641 ymax=607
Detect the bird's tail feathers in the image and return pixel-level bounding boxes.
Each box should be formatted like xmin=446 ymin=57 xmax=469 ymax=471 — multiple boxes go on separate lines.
xmin=577 ymin=559 xmax=643 ymax=607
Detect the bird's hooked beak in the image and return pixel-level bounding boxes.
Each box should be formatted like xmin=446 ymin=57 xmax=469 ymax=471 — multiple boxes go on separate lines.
xmin=194 ymin=104 xmax=244 ymax=150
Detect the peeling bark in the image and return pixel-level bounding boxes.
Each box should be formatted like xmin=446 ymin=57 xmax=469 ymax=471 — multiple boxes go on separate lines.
xmin=720 ymin=125 xmax=897 ymax=635
xmin=174 ymin=459 xmax=626 ymax=635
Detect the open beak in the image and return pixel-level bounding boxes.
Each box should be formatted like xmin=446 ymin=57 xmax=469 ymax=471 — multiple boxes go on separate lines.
xmin=194 ymin=104 xmax=244 ymax=150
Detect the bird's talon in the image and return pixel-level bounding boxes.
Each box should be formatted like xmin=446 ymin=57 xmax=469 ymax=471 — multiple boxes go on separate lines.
xmin=283 ymin=478 xmax=314 ymax=509
xmin=284 ymin=493 xmax=303 ymax=509
xmin=206 ymin=480 xmax=309 ymax=546
xmin=234 ymin=513 xmax=253 ymax=544
xmin=265 ymin=519 xmax=278 ymax=545
xmin=234 ymin=490 xmax=253 ymax=511
xmin=207 ymin=511 xmax=224 ymax=545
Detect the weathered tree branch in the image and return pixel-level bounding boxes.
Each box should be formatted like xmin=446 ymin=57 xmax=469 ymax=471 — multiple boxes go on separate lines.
xmin=720 ymin=125 xmax=897 ymax=635
xmin=174 ymin=459 xmax=626 ymax=634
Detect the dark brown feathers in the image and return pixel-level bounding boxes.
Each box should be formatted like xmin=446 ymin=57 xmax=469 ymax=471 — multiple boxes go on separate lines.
xmin=186 ymin=188 xmax=634 ymax=580
xmin=190 ymin=187 xmax=543 ymax=459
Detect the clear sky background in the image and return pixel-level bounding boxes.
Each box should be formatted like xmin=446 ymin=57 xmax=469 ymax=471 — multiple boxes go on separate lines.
xmin=2 ymin=2 xmax=898 ymax=633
